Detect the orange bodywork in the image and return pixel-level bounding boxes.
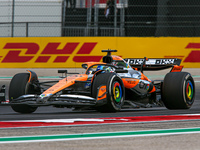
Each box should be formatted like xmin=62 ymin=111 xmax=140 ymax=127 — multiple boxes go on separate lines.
xmin=84 ymin=62 xmax=107 ymax=72
xmin=27 ymin=70 xmax=32 ymax=82
xmin=122 ymin=75 xmax=156 ymax=93
xmin=42 ymin=60 xmax=157 ymax=98
xmin=112 ymin=55 xmax=123 ymax=61
xmin=149 ymin=86 xmax=156 ymax=93
xmin=171 ymin=65 xmax=183 ymax=72
xmin=140 ymin=73 xmax=156 ymax=93
xmin=140 ymin=73 xmax=151 ymax=82
xmin=122 ymin=78 xmax=140 ymax=89
xmin=43 ymin=74 xmax=88 ymax=95
xmin=97 ymin=85 xmax=107 ymax=100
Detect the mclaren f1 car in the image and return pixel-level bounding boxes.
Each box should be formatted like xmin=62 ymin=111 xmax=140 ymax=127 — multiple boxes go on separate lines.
xmin=0 ymin=50 xmax=195 ymax=113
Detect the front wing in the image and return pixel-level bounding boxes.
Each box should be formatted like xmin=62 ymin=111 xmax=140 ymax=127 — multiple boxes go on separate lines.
xmin=8 ymin=94 xmax=97 ymax=107
xmin=1 ymin=85 xmax=107 ymax=107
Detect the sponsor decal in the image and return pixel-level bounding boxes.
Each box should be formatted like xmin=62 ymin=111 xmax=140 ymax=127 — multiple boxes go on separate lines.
xmin=184 ymin=43 xmax=200 ymax=62
xmin=165 ymin=43 xmax=200 ymax=63
xmin=127 ymin=81 xmax=136 ymax=84
xmin=84 ymin=83 xmax=91 ymax=89
xmin=100 ymin=87 xmax=106 ymax=93
xmin=125 ymin=78 xmax=138 ymax=85
xmin=0 ymin=38 xmax=200 ymax=68
xmin=0 ymin=42 xmax=102 ymax=64
xmin=171 ymin=66 xmax=183 ymax=72
xmin=40 ymin=93 xmax=52 ymax=98
xmin=97 ymin=85 xmax=107 ymax=100
xmin=146 ymin=84 xmax=150 ymax=91
xmin=127 ymin=59 xmax=175 ymax=65
xmin=155 ymin=59 xmax=174 ymax=65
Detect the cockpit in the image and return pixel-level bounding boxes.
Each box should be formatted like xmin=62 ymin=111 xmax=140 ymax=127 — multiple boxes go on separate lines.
xmin=86 ymin=64 xmax=116 ymax=75
xmin=111 ymin=60 xmax=130 ymax=68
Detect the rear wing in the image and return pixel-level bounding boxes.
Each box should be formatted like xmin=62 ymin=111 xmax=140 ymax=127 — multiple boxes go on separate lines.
xmin=124 ymin=58 xmax=182 ymax=71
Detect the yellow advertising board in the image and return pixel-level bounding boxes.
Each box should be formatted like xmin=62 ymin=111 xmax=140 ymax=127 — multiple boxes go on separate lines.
xmin=0 ymin=37 xmax=199 ymax=68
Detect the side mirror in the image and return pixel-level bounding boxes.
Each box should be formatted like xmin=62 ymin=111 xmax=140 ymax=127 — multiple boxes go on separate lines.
xmin=58 ymin=70 xmax=67 ymax=78
xmin=58 ymin=70 xmax=67 ymax=74
xmin=82 ymin=64 xmax=88 ymax=69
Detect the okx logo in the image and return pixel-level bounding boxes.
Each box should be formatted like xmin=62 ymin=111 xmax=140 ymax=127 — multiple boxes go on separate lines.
xmin=1 ymin=42 xmax=103 ymax=63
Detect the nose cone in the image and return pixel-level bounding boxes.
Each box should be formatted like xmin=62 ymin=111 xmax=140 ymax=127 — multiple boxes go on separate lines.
xmin=36 ymin=94 xmax=52 ymax=104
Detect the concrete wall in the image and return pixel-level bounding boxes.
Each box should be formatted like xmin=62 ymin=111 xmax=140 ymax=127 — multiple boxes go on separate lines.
xmin=0 ymin=0 xmax=63 ymax=37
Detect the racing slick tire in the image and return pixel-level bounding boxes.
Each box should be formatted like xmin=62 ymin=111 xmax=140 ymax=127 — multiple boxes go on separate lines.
xmin=92 ymin=73 xmax=125 ymax=112
xmin=9 ymin=73 xmax=38 ymax=113
xmin=162 ymin=72 xmax=195 ymax=109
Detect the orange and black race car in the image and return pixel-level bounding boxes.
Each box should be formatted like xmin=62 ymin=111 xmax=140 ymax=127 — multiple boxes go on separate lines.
xmin=0 ymin=50 xmax=195 ymax=113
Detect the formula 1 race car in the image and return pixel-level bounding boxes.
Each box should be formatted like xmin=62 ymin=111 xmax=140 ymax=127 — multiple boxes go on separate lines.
xmin=1 ymin=50 xmax=195 ymax=113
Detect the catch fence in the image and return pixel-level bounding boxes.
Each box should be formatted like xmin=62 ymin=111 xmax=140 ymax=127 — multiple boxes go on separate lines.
xmin=0 ymin=0 xmax=200 ymax=37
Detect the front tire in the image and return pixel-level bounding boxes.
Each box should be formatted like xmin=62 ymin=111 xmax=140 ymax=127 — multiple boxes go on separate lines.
xmin=162 ymin=72 xmax=195 ymax=109
xmin=92 ymin=73 xmax=125 ymax=112
xmin=9 ymin=73 xmax=38 ymax=113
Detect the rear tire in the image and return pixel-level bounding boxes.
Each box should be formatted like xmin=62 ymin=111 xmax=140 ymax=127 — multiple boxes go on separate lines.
xmin=92 ymin=73 xmax=125 ymax=112
xmin=9 ymin=73 xmax=38 ymax=113
xmin=162 ymin=72 xmax=195 ymax=109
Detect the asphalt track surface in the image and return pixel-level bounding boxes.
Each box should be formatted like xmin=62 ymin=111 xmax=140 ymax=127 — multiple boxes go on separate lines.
xmin=0 ymin=68 xmax=200 ymax=150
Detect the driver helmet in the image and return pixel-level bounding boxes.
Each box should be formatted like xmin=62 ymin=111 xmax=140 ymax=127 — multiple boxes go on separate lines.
xmin=96 ymin=65 xmax=103 ymax=71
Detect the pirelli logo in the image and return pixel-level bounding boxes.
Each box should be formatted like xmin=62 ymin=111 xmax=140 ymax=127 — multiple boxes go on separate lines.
xmin=1 ymin=42 xmax=103 ymax=63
